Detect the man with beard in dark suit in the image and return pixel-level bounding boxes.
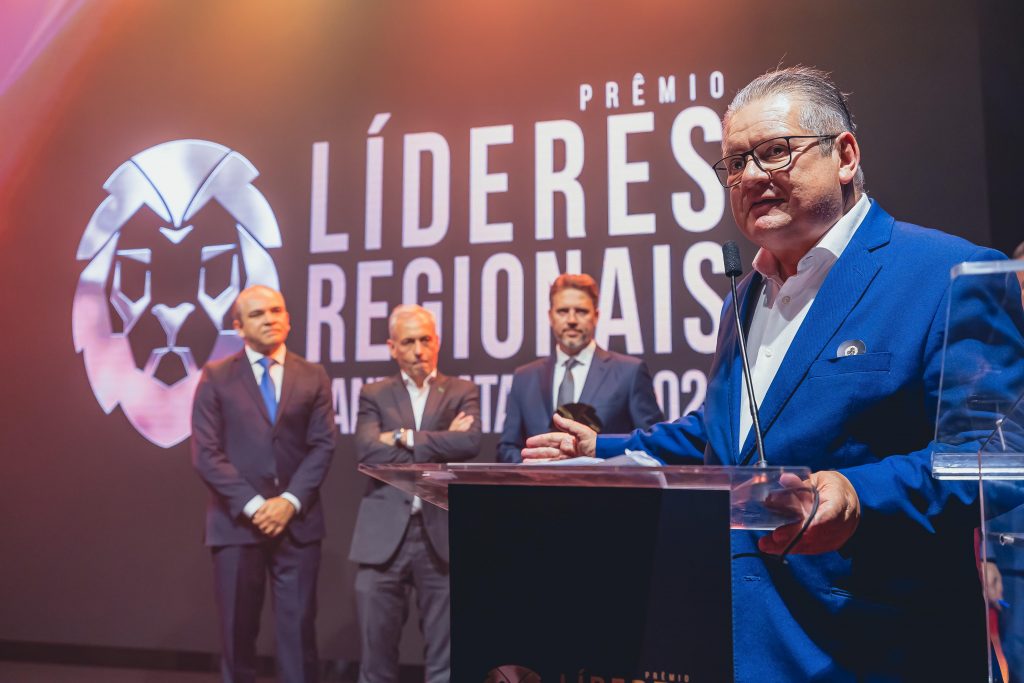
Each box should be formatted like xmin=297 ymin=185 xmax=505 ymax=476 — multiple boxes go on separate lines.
xmin=497 ymin=273 xmax=663 ymax=463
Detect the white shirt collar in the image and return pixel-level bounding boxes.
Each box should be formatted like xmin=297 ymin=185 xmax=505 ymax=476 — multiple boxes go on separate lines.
xmin=752 ymin=194 xmax=872 ymax=286
xmin=555 ymin=339 xmax=597 ymax=367
xmin=401 ymin=369 xmax=437 ymax=389
xmin=245 ymin=344 xmax=286 ymax=366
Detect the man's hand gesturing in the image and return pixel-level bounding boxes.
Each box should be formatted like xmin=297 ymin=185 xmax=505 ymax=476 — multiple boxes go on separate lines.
xmin=520 ymin=413 xmax=597 ymax=461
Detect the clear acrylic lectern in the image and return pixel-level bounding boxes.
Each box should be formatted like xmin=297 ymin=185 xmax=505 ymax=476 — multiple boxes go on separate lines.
xmin=931 ymin=258 xmax=1024 ymax=683
xmin=361 ymin=462 xmax=813 ymax=681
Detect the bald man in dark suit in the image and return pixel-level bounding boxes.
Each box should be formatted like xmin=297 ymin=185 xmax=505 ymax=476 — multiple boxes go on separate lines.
xmin=193 ymin=285 xmax=336 ymax=683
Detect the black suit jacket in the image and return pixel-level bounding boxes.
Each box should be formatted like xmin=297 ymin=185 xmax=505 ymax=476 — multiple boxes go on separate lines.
xmin=192 ymin=349 xmax=337 ymax=546
xmin=348 ymin=372 xmax=481 ymax=565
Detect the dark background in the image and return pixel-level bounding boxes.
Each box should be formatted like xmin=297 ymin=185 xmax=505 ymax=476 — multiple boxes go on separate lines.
xmin=1 ymin=0 xmax=1021 ymax=667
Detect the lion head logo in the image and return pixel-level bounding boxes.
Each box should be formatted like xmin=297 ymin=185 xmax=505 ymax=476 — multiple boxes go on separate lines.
xmin=72 ymin=139 xmax=281 ymax=448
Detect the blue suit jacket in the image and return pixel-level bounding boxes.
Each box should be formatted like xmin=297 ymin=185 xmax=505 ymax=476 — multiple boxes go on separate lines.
xmin=192 ymin=349 xmax=337 ymax=546
xmin=498 ymin=346 xmax=664 ymax=463
xmin=598 ymin=202 xmax=1024 ymax=682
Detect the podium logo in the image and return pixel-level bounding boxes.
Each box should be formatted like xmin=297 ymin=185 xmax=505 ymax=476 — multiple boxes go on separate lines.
xmin=483 ymin=665 xmax=689 ymax=682
xmin=72 ymin=139 xmax=282 ymax=448
xmin=485 ymin=665 xmax=541 ymax=682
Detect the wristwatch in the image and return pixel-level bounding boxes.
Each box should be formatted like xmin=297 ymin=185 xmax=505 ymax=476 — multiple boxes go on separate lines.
xmin=392 ymin=428 xmax=411 ymax=449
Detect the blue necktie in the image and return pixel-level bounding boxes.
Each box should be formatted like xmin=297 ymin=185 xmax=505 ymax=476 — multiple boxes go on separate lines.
xmin=258 ymin=357 xmax=277 ymax=423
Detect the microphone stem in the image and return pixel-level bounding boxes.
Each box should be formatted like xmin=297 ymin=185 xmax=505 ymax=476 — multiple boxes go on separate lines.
xmin=730 ymin=275 xmax=767 ymax=468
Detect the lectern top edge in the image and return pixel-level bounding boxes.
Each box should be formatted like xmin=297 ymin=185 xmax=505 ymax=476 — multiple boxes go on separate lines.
xmin=359 ymin=463 xmax=813 ymax=531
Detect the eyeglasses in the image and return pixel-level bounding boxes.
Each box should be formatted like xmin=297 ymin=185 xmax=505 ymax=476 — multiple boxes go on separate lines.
xmin=712 ymin=135 xmax=838 ymax=188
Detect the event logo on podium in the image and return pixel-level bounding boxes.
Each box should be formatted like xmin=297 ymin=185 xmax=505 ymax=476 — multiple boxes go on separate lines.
xmin=72 ymin=139 xmax=282 ymax=448
xmin=483 ymin=666 xmax=688 ymax=682
xmin=484 ymin=666 xmax=541 ymax=683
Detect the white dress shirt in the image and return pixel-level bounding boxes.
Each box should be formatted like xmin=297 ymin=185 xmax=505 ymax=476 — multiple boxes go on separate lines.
xmin=401 ymin=369 xmax=437 ymax=514
xmin=552 ymin=340 xmax=597 ymax=408
xmin=401 ymin=369 xmax=437 ymax=433
xmin=241 ymin=344 xmax=302 ymax=518
xmin=738 ymin=195 xmax=872 ymax=451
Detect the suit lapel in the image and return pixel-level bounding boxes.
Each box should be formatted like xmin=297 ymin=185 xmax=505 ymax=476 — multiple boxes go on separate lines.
xmin=274 ymin=351 xmax=299 ymax=430
xmin=420 ymin=373 xmax=448 ymax=431
xmin=389 ymin=374 xmax=417 ymax=429
xmin=540 ymin=356 xmax=557 ymax=416
xmin=236 ymin=350 xmax=272 ymax=424
xmin=737 ymin=202 xmax=893 ymax=465
xmin=578 ymin=347 xmax=611 ymax=406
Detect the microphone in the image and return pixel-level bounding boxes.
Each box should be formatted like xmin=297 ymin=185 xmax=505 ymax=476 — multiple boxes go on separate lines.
xmin=722 ymin=241 xmax=767 ymax=468
xmin=723 ymin=240 xmax=743 ymax=278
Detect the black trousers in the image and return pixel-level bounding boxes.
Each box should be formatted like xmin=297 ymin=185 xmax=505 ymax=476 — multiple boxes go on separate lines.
xmin=212 ymin=536 xmax=321 ymax=683
xmin=354 ymin=515 xmax=450 ymax=683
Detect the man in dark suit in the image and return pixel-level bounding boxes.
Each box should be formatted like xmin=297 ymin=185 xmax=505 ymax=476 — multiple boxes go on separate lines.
xmin=192 ymin=285 xmax=336 ymax=683
xmin=349 ymin=304 xmax=481 ymax=683
xmin=497 ymin=273 xmax=663 ymax=463
xmin=523 ymin=67 xmax=1024 ymax=681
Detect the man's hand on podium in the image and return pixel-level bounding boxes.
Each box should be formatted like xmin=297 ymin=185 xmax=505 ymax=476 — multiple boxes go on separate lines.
xmin=521 ymin=413 xmax=598 ymax=461
xmin=758 ymin=471 xmax=861 ymax=555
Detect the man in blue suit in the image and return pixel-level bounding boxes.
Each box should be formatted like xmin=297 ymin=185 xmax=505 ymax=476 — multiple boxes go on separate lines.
xmin=497 ymin=273 xmax=663 ymax=463
xmin=193 ymin=285 xmax=337 ymax=683
xmin=524 ymin=67 xmax=1024 ymax=682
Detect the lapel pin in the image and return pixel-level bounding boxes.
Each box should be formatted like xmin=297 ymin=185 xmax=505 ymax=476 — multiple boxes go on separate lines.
xmin=837 ymin=339 xmax=866 ymax=357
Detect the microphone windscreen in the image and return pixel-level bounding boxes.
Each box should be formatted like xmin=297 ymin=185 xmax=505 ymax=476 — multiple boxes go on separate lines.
xmin=722 ymin=241 xmax=743 ymax=277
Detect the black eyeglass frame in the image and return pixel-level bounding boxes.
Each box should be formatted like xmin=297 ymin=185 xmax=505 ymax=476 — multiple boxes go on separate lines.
xmin=712 ymin=134 xmax=839 ymax=188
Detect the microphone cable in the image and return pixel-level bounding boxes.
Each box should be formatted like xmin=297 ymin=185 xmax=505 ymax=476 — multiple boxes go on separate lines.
xmin=777 ymin=484 xmax=820 ymax=563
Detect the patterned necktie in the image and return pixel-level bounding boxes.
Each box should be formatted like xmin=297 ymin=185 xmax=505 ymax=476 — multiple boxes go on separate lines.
xmin=556 ymin=357 xmax=579 ymax=408
xmin=258 ymin=357 xmax=277 ymax=423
